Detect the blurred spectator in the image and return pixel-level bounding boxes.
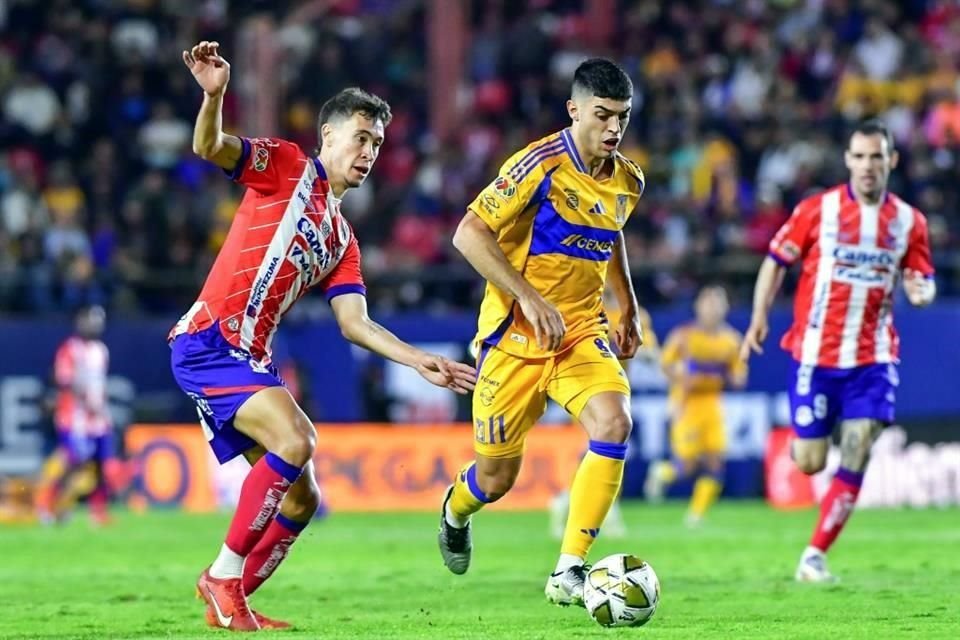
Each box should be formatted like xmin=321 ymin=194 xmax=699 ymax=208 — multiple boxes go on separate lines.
xmin=0 ymin=0 xmax=957 ymax=316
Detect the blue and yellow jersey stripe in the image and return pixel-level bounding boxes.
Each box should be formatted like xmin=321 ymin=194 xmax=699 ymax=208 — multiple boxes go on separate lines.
xmin=661 ymin=323 xmax=745 ymax=400
xmin=467 ymin=129 xmax=645 ymax=359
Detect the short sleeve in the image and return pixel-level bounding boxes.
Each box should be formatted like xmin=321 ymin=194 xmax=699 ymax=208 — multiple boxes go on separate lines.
xmin=901 ymin=210 xmax=935 ymax=277
xmin=321 ymin=236 xmax=366 ymax=302
xmin=54 ymin=342 xmax=74 ymax=387
xmin=768 ymin=200 xmax=817 ymax=267
xmin=225 ymin=137 xmax=306 ymax=196
xmin=466 ymin=148 xmax=553 ymax=232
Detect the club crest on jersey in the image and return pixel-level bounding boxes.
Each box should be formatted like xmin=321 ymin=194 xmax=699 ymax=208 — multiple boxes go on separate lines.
xmin=563 ymin=188 xmax=580 ymax=211
xmin=252 ymin=147 xmax=270 ymax=172
xmin=494 ymin=176 xmax=517 ymax=200
xmin=615 ymin=194 xmax=628 ymax=224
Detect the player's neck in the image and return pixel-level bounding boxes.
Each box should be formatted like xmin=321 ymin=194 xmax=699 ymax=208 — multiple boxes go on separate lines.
xmin=317 ymin=155 xmax=347 ymax=198
xmin=569 ymin=128 xmax=613 ymax=179
xmin=849 ymin=183 xmax=885 ymax=207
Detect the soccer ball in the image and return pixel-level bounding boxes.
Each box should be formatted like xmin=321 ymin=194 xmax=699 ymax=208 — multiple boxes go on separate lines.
xmin=583 ymin=554 xmax=660 ymax=627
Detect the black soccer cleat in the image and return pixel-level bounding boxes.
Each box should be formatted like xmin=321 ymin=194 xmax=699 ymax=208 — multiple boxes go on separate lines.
xmin=437 ymin=484 xmax=472 ymax=575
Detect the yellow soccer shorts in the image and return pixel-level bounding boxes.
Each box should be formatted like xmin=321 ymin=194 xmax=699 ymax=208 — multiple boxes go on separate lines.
xmin=472 ymin=336 xmax=630 ymax=458
xmin=670 ymin=395 xmax=727 ymax=462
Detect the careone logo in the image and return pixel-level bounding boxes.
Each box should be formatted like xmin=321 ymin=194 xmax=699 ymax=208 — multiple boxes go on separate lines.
xmin=831 ymin=245 xmax=897 ymax=286
xmin=246 ymin=256 xmax=281 ymax=317
xmin=295 ymin=215 xmax=336 ymax=272
xmin=832 ymin=245 xmax=897 ymax=268
xmin=560 ymin=234 xmax=614 ymax=254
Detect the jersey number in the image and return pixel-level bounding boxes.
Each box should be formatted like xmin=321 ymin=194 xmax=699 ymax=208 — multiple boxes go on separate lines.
xmin=475 ymin=416 xmax=506 ymax=444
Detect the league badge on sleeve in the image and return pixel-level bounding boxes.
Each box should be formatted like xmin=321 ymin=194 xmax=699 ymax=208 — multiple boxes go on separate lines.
xmin=494 ymin=176 xmax=517 ymax=200
xmin=253 ymin=147 xmax=270 ymax=172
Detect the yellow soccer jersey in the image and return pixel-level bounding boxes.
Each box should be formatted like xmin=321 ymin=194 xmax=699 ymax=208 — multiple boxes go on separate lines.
xmin=467 ymin=129 xmax=645 ymax=359
xmin=661 ymin=323 xmax=745 ymax=402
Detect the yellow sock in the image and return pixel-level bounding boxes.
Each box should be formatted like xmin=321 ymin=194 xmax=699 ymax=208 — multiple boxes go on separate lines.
xmin=447 ymin=462 xmax=491 ymax=522
xmin=689 ymin=475 xmax=722 ymax=518
xmin=561 ymin=442 xmax=626 ymax=559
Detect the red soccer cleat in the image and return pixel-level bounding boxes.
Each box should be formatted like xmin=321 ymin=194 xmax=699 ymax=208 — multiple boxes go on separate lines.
xmin=196 ymin=568 xmax=260 ymax=631
xmin=206 ymin=607 xmax=292 ymax=630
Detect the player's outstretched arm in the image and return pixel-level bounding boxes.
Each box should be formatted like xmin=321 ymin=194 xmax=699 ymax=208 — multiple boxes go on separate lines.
xmin=740 ymin=256 xmax=786 ymax=362
xmin=607 ymin=232 xmax=643 ymax=358
xmin=453 ymin=211 xmax=566 ymax=351
xmin=182 ymin=41 xmax=242 ymax=170
xmin=330 ymin=293 xmax=476 ymax=394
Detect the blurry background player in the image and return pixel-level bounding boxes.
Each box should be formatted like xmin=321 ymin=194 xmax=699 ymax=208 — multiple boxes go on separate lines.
xmin=741 ymin=119 xmax=936 ymax=582
xmin=35 ymin=305 xmax=114 ymax=526
xmin=644 ymin=286 xmax=746 ymax=527
xmin=173 ymin=41 xmax=475 ymax=631
xmin=548 ymin=290 xmax=659 ymax=539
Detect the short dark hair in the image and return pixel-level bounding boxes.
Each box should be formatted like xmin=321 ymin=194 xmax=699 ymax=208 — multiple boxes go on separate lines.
xmin=849 ymin=118 xmax=893 ymax=149
xmin=571 ymin=58 xmax=633 ymax=101
xmin=317 ymin=87 xmax=392 ymax=135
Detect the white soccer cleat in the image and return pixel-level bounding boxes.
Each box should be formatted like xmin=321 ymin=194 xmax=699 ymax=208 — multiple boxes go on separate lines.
xmin=644 ymin=461 xmax=670 ymax=503
xmin=683 ymin=512 xmax=703 ymax=529
xmin=545 ymin=564 xmax=588 ymax=607
xmin=795 ymin=546 xmax=839 ymax=583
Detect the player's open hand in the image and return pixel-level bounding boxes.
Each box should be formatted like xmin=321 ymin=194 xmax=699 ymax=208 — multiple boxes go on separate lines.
xmin=414 ymin=354 xmax=477 ymax=395
xmin=182 ymin=41 xmax=230 ymax=96
xmin=740 ymin=315 xmax=769 ymax=362
xmin=614 ymin=308 xmax=644 ymax=359
xmin=903 ymin=269 xmax=933 ymax=306
xmin=518 ymin=292 xmax=566 ymax=351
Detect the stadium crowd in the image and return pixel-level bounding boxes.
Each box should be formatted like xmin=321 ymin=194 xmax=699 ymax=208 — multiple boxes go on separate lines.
xmin=0 ymin=0 xmax=957 ymax=314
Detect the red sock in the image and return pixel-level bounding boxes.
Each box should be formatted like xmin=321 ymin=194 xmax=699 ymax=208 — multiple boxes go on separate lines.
xmin=225 ymin=453 xmax=303 ymax=556
xmin=810 ymin=467 xmax=863 ymax=552
xmin=243 ymin=514 xmax=308 ymax=596
xmin=89 ymin=485 xmax=109 ymax=516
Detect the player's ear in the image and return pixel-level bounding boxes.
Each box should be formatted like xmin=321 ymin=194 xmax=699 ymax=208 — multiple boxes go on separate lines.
xmin=889 ymin=149 xmax=899 ymax=170
xmin=320 ymin=122 xmax=335 ymax=146
xmin=567 ymin=99 xmax=579 ymax=122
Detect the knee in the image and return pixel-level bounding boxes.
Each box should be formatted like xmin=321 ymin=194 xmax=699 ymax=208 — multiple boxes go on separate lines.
xmin=591 ymin=412 xmax=633 ymax=444
xmin=476 ymin=465 xmax=519 ymax=502
xmin=792 ymin=447 xmax=827 ymax=475
xmin=275 ymin=417 xmax=317 ymax=468
xmin=839 ymin=420 xmax=881 ymax=472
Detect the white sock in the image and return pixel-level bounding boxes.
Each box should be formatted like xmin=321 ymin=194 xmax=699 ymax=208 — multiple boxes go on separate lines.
xmin=803 ymin=545 xmax=825 ymax=558
xmin=554 ymin=553 xmax=584 ymax=574
xmin=209 ymin=544 xmax=245 ymax=579
xmin=445 ymin=502 xmax=469 ymax=529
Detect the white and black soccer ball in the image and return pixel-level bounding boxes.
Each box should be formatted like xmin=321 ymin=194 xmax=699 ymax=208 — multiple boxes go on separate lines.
xmin=583 ymin=554 xmax=660 ymax=627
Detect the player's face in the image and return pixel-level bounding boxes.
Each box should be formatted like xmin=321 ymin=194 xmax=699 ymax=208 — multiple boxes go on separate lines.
xmin=569 ymin=96 xmax=631 ymax=160
xmin=695 ymin=289 xmax=728 ymax=327
xmin=845 ymin=132 xmax=898 ymax=202
xmin=323 ymin=112 xmax=385 ymax=190
xmin=77 ymin=306 xmax=106 ymax=339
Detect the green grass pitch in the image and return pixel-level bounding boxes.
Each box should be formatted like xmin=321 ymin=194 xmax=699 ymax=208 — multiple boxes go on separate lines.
xmin=0 ymin=502 xmax=956 ymax=639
